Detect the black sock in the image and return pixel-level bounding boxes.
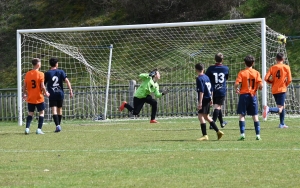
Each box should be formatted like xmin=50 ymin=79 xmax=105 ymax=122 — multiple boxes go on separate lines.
xmin=209 ymin=121 xmax=219 ymax=132
xmin=151 ymin=101 xmax=157 ymax=120
xmin=26 ymin=116 xmax=33 ymax=129
xmin=58 ymin=115 xmax=62 ymax=125
xmin=218 ymin=110 xmax=223 ymax=124
xmin=124 ymin=103 xmax=134 ymax=112
xmin=38 ymin=116 xmax=44 ymax=129
xmin=52 ymin=115 xmax=59 ymax=126
xmin=212 ymin=109 xmax=220 ymax=122
xmin=200 ymin=123 xmax=207 ymax=136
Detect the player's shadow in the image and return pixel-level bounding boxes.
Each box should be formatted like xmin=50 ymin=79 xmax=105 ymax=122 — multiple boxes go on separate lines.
xmin=155 ymin=139 xmax=198 ymax=142
xmin=150 ymin=128 xmax=199 ymax=132
xmin=0 ymin=132 xmax=25 ymax=136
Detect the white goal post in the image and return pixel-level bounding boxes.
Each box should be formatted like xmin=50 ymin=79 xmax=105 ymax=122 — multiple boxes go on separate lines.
xmin=17 ymin=18 xmax=291 ymax=126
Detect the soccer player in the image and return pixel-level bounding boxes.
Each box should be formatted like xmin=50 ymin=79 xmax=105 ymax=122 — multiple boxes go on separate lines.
xmin=195 ymin=63 xmax=224 ymax=141
xmin=205 ymin=53 xmax=229 ymax=129
xmin=45 ymin=57 xmax=73 ymax=132
xmin=119 ymin=69 xmax=168 ymax=123
xmin=263 ymin=52 xmax=292 ymax=128
xmin=23 ymin=58 xmax=50 ymax=135
xmin=235 ymin=55 xmax=263 ymax=141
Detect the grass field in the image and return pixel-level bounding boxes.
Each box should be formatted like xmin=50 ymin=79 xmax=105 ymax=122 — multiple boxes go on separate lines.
xmin=0 ymin=117 xmax=300 ymax=188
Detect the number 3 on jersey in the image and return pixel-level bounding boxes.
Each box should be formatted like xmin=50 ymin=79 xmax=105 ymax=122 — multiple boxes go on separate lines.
xmin=213 ymin=73 xmax=225 ymax=83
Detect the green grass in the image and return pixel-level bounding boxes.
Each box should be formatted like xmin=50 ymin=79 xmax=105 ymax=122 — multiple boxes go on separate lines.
xmin=1 ymin=117 xmax=300 ymax=187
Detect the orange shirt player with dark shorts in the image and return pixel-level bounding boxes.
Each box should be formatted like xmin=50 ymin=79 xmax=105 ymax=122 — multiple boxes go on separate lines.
xmin=263 ymin=52 xmax=292 ymax=128
xmin=22 ymin=58 xmax=50 ymax=135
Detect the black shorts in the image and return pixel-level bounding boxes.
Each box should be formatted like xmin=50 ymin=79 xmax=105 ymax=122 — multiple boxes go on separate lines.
xmin=49 ymin=100 xmax=63 ymax=108
xmin=213 ymin=96 xmax=225 ymax=105
xmin=198 ymin=98 xmax=211 ymax=114
xmin=28 ymin=103 xmax=45 ymax=112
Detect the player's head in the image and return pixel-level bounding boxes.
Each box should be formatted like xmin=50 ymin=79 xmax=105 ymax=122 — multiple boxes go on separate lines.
xmin=32 ymin=58 xmax=41 ymax=68
xmin=151 ymin=69 xmax=160 ymax=80
xmin=195 ymin=63 xmax=204 ymax=73
xmin=276 ymin=52 xmax=285 ymax=62
xmin=244 ymin=55 xmax=255 ymax=67
xmin=49 ymin=57 xmax=58 ymax=67
xmin=215 ymin=53 xmax=224 ymax=64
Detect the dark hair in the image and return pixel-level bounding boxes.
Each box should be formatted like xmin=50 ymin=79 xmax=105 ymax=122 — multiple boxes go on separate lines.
xmin=276 ymin=52 xmax=284 ymax=61
xmin=195 ymin=63 xmax=204 ymax=72
xmin=31 ymin=58 xmax=40 ymax=66
xmin=244 ymin=55 xmax=255 ymax=67
xmin=215 ymin=53 xmax=224 ymax=63
xmin=49 ymin=57 xmax=58 ymax=67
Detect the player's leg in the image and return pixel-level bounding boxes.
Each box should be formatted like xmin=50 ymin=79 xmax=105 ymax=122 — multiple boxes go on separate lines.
xmin=145 ymin=95 xmax=158 ymax=123
xmin=197 ymin=113 xmax=208 ymax=141
xmin=275 ymin=93 xmax=287 ymax=128
xmin=50 ymin=100 xmax=60 ymax=131
xmin=55 ymin=100 xmax=63 ymax=132
xmin=24 ymin=103 xmax=35 ymax=134
xmin=237 ymin=94 xmax=247 ymax=140
xmin=36 ymin=103 xmax=46 ymax=135
xmin=250 ymin=96 xmax=261 ymax=140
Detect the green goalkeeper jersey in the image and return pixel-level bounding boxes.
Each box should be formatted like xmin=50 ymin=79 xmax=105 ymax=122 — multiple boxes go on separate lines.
xmin=134 ymin=73 xmax=163 ymax=99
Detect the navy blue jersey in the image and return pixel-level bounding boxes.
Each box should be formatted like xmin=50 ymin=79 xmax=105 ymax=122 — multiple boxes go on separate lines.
xmin=205 ymin=64 xmax=229 ymax=97
xmin=196 ymin=74 xmax=212 ymax=101
xmin=45 ymin=69 xmax=67 ymax=100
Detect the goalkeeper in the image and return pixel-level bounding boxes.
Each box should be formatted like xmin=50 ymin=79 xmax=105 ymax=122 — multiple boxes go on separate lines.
xmin=119 ymin=69 xmax=168 ymax=123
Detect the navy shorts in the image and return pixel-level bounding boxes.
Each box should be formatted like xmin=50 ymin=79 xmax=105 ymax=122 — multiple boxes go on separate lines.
xmin=49 ymin=100 xmax=63 ymax=108
xmin=28 ymin=103 xmax=45 ymax=112
xmin=213 ymin=96 xmax=225 ymax=105
xmin=237 ymin=94 xmax=258 ymax=116
xmin=198 ymin=98 xmax=211 ymax=114
xmin=273 ymin=92 xmax=286 ymax=106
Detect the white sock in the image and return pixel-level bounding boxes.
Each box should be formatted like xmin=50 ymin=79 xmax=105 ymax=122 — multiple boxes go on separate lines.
xmin=241 ymin=133 xmax=245 ymax=137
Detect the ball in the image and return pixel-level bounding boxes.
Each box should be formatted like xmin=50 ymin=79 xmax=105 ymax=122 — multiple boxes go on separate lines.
xmin=277 ymin=35 xmax=287 ymax=45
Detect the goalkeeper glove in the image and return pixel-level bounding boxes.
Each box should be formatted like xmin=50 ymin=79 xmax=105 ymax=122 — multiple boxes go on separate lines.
xmin=149 ymin=71 xmax=156 ymax=77
xmin=162 ymin=89 xmax=169 ymax=95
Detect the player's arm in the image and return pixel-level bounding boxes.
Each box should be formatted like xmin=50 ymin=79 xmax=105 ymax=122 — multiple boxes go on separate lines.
xmin=139 ymin=73 xmax=150 ymax=81
xmin=40 ymin=73 xmax=49 ymax=97
xmin=22 ymin=80 xmax=27 ymax=100
xmin=65 ymin=78 xmax=74 ymax=98
xmin=286 ymin=66 xmax=292 ymax=86
xmin=197 ymin=79 xmax=204 ymax=109
xmin=257 ymin=73 xmax=263 ymax=90
xmin=225 ymin=67 xmax=229 ymax=80
xmin=264 ymin=68 xmax=273 ymax=84
xmin=234 ymin=72 xmax=242 ymax=93
xmin=198 ymin=92 xmax=204 ymax=110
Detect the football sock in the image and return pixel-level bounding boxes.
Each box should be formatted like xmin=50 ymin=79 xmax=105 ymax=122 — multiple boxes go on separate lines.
xmin=212 ymin=109 xmax=220 ymax=122
xmin=269 ymin=107 xmax=279 ymax=113
xmin=218 ymin=110 xmax=224 ymax=124
xmin=254 ymin=121 xmax=260 ymax=135
xmin=280 ymin=109 xmax=285 ymax=125
xmin=58 ymin=115 xmax=62 ymax=125
xmin=209 ymin=121 xmax=219 ymax=132
xmin=239 ymin=121 xmax=245 ymax=134
xmin=38 ymin=116 xmax=44 ymax=129
xmin=150 ymin=101 xmax=157 ymax=120
xmin=200 ymin=123 xmax=207 ymax=136
xmin=26 ymin=115 xmax=33 ymax=128
xmin=52 ymin=115 xmax=59 ymax=126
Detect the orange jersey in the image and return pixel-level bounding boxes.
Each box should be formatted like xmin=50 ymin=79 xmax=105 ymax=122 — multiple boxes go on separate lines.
xmin=24 ymin=70 xmax=45 ymax=104
xmin=264 ymin=63 xmax=292 ymax=94
xmin=235 ymin=68 xmax=262 ymax=96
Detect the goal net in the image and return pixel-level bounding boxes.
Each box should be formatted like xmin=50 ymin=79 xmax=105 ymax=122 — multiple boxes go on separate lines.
xmin=17 ymin=18 xmax=299 ymax=125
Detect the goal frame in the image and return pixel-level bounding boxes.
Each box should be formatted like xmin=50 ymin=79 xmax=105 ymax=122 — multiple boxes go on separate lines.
xmin=16 ymin=18 xmax=267 ymax=126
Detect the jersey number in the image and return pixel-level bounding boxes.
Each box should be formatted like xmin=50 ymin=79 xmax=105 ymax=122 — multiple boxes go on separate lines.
xmin=248 ymin=79 xmax=255 ymax=89
xmin=213 ymin=73 xmax=225 ymax=83
xmin=52 ymin=76 xmax=59 ymax=87
xmin=276 ymin=70 xmax=281 ymax=79
xmin=31 ymin=80 xmax=36 ymax=88
xmin=205 ymin=82 xmax=212 ymax=95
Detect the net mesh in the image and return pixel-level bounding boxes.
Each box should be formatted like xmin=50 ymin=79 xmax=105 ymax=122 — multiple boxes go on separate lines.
xmin=19 ymin=21 xmax=300 ymax=121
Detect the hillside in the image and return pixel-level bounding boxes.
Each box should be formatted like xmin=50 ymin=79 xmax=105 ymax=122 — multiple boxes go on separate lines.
xmin=0 ymin=0 xmax=299 ymax=88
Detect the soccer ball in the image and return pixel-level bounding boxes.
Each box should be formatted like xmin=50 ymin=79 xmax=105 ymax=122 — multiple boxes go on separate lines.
xmin=277 ymin=35 xmax=287 ymax=45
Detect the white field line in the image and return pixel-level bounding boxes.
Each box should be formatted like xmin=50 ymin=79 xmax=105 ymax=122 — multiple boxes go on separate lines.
xmin=0 ymin=148 xmax=300 ymax=153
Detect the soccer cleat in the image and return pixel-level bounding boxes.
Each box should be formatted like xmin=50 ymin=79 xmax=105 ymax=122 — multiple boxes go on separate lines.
xmin=217 ymin=130 xmax=224 ymax=140
xmin=150 ymin=120 xmax=159 ymax=123
xmin=119 ymin=101 xmax=127 ymax=111
xmin=36 ymin=129 xmax=45 ymax=135
xmin=221 ymin=121 xmax=227 ymax=128
xmin=262 ymin=105 xmax=269 ymax=119
xmin=55 ymin=125 xmax=62 ymax=132
xmin=24 ymin=128 xmax=30 ymax=135
xmin=256 ymin=136 xmax=262 ymax=141
xmin=279 ymin=124 xmax=288 ymax=128
xmin=197 ymin=135 xmax=209 ymax=141
xmin=237 ymin=136 xmax=245 ymax=141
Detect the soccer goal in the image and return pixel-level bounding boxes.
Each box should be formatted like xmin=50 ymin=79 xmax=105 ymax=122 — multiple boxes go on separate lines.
xmin=17 ymin=18 xmax=299 ymax=125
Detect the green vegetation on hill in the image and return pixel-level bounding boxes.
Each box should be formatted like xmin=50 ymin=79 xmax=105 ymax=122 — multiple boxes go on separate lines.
xmin=0 ymin=0 xmax=299 ymax=88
